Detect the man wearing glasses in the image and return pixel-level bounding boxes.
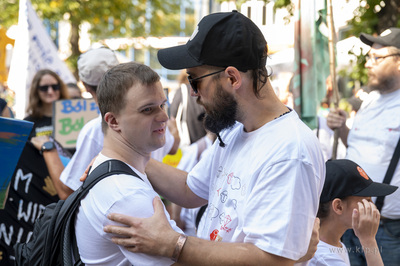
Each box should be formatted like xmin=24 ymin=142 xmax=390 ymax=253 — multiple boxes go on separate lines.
xmin=327 ymin=27 xmax=400 ymax=265
xmin=103 ymin=11 xmax=325 ymax=265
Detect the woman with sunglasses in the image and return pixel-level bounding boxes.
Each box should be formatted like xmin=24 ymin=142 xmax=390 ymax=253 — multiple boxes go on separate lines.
xmin=24 ymin=69 xmax=69 ymax=138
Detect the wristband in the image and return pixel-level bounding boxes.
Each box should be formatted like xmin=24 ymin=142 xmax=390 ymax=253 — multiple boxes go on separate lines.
xmin=171 ymin=234 xmax=187 ymax=262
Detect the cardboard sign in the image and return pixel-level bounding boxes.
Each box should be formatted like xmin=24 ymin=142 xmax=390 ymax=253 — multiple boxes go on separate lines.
xmin=53 ymin=98 xmax=100 ymax=148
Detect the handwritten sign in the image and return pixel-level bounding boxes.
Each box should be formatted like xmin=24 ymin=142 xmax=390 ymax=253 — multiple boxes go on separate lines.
xmin=0 ymin=117 xmax=33 ymax=209
xmin=0 ymin=143 xmax=60 ymax=264
xmin=53 ymin=99 xmax=100 ymax=148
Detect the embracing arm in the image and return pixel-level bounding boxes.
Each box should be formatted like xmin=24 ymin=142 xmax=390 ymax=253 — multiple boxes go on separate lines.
xmin=145 ymin=158 xmax=206 ymax=208
xmin=105 ymin=197 xmax=295 ymax=266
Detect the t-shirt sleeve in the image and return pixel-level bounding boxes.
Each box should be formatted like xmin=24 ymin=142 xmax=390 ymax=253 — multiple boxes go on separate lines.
xmin=186 ymin=141 xmax=218 ymax=200
xmin=103 ymin=186 xmax=180 ymax=265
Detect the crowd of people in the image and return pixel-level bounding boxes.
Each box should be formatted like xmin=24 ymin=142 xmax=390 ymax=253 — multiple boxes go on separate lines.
xmin=0 ymin=10 xmax=399 ymax=266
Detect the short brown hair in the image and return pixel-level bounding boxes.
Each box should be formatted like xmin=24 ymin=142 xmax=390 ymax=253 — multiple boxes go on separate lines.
xmin=97 ymin=62 xmax=160 ymax=132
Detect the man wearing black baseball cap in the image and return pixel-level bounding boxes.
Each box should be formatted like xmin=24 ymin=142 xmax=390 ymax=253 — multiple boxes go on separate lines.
xmin=327 ymin=27 xmax=400 ymax=265
xmin=310 ymin=159 xmax=397 ymax=266
xmin=104 ymin=11 xmax=325 ymax=265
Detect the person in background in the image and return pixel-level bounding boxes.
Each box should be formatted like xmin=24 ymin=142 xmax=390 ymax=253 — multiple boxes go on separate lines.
xmin=327 ymin=27 xmax=400 ymax=265
xmin=170 ymin=70 xmax=206 ymax=148
xmin=0 ymin=69 xmax=70 ymax=265
xmin=25 ymin=69 xmax=69 ymax=138
xmin=310 ymin=159 xmax=397 ymax=266
xmin=66 ymin=82 xmax=83 ymax=99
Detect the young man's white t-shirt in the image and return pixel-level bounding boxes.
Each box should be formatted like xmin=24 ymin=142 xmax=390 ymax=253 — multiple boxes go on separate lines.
xmin=187 ymin=111 xmax=325 ymax=261
xmin=309 ymin=240 xmax=351 ymax=266
xmin=75 ymin=153 xmax=183 ymax=265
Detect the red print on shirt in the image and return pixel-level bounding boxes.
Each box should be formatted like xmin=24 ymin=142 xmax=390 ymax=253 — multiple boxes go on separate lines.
xmin=210 ymin=229 xmax=219 ymax=241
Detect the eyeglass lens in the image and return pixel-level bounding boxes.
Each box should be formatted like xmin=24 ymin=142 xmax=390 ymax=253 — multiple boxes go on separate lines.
xmin=38 ymin=84 xmax=61 ymax=92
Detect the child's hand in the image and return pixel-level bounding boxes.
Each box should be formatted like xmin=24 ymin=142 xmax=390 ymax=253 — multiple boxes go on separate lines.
xmin=352 ymin=199 xmax=380 ymax=246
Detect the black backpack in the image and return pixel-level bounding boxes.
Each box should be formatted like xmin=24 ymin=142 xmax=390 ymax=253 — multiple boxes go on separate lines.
xmin=14 ymin=159 xmax=142 ymax=266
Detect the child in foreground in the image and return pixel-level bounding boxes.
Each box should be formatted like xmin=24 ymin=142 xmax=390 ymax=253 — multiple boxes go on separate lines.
xmin=310 ymin=159 xmax=397 ymax=266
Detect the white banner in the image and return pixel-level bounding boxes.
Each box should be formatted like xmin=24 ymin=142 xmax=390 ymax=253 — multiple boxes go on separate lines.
xmin=8 ymin=0 xmax=76 ymax=119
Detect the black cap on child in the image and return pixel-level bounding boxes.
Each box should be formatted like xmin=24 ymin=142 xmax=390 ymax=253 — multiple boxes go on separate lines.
xmin=320 ymin=159 xmax=398 ymax=204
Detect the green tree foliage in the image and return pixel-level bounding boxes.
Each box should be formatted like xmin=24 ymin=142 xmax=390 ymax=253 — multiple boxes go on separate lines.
xmin=0 ymin=0 xmax=194 ymax=75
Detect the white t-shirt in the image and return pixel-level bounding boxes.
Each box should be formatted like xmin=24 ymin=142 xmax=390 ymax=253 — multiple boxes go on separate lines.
xmin=309 ymin=240 xmax=350 ymax=266
xmin=75 ymin=153 xmax=183 ymax=265
xmin=346 ymin=89 xmax=400 ymax=219
xmin=187 ymin=111 xmax=325 ymax=260
xmin=61 ymin=115 xmax=174 ymax=191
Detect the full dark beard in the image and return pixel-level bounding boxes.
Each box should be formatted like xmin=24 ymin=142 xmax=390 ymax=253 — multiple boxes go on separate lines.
xmin=202 ymin=83 xmax=237 ymax=134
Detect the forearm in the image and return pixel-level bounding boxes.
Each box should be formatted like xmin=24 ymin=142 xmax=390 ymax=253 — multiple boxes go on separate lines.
xmin=42 ymin=150 xmax=74 ymax=199
xmin=173 ymin=235 xmax=294 ymax=266
xmin=360 ymin=239 xmax=384 ymax=266
xmin=146 ymin=159 xmax=206 ymax=208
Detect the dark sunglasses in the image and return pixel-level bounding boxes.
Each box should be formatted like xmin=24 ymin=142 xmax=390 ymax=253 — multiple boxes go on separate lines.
xmin=187 ymin=68 xmax=226 ymax=94
xmin=38 ymin=84 xmax=61 ymax=92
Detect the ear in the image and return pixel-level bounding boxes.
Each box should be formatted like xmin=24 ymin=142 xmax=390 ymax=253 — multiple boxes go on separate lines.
xmin=104 ymin=112 xmax=121 ymax=132
xmin=225 ymin=66 xmax=242 ymax=91
xmin=331 ymin=198 xmax=344 ymax=215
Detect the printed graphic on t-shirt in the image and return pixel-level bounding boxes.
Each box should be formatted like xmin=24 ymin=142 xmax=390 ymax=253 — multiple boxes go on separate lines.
xmin=206 ymin=165 xmax=244 ymax=242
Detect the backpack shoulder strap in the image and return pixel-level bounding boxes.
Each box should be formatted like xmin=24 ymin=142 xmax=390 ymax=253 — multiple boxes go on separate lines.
xmin=82 ymin=159 xmax=142 ymax=190
xmin=61 ymin=159 xmax=142 ymax=265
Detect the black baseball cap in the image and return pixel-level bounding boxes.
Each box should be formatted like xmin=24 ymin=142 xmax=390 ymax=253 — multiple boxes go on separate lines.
xmin=320 ymin=159 xmax=398 ymax=204
xmin=157 ymin=10 xmax=267 ymax=72
xmin=360 ymin=27 xmax=400 ymax=49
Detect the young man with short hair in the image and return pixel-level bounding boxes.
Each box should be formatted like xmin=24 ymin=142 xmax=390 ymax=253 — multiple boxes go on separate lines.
xmin=75 ymin=62 xmax=183 ymax=265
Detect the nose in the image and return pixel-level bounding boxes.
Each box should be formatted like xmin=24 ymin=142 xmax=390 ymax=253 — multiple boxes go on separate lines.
xmin=156 ymin=107 xmax=169 ymax=122
xmin=364 ymin=58 xmax=373 ymax=69
xmin=190 ymin=87 xmax=199 ymax=97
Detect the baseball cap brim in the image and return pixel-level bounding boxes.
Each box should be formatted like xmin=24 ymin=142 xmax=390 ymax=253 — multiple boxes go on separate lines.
xmin=158 ymin=44 xmax=202 ymax=70
xmin=360 ymin=33 xmax=389 ymax=47
xmin=353 ymin=181 xmax=397 ymax=198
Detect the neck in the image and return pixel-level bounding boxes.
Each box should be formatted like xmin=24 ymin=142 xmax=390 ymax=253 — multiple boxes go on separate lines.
xmin=42 ymin=103 xmax=53 ymax=116
xmin=238 ymin=81 xmax=290 ymax=132
xmin=319 ymin=218 xmax=347 ymax=247
xmin=102 ymin=132 xmax=150 ymax=174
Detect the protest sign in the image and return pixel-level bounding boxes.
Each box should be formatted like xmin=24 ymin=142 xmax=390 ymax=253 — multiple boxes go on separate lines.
xmin=53 ymin=98 xmax=100 ymax=149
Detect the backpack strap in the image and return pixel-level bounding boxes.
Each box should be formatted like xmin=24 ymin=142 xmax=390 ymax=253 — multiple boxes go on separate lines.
xmin=61 ymin=159 xmax=142 ymax=265
xmin=375 ymin=135 xmax=400 ymax=212
xmin=195 ymin=204 xmax=208 ymax=230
